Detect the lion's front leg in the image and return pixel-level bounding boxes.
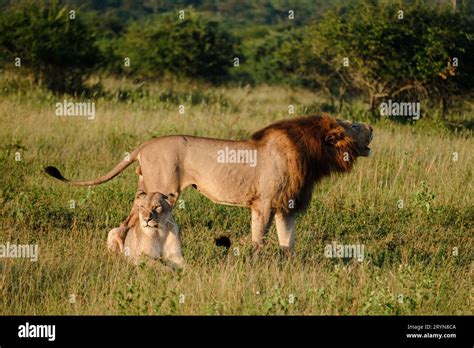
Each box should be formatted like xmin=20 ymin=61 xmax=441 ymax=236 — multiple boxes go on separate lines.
xmin=275 ymin=212 xmax=295 ymax=255
xmin=162 ymin=226 xmax=185 ymax=270
xmin=251 ymin=201 xmax=274 ymax=250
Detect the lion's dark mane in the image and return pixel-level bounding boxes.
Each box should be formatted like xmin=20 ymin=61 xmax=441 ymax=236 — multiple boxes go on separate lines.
xmin=251 ymin=114 xmax=358 ymax=214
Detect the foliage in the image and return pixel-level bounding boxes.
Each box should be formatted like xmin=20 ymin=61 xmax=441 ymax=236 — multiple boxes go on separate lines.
xmin=236 ymin=28 xmax=305 ymax=85
xmin=0 ymin=0 xmax=101 ymax=93
xmin=296 ymin=1 xmax=474 ymax=114
xmin=413 ymin=180 xmax=436 ymax=213
xmin=59 ymin=0 xmax=355 ymax=26
xmin=115 ymin=10 xmax=239 ymax=82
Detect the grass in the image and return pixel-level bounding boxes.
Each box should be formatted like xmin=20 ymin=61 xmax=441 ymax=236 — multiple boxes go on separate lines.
xmin=0 ymin=77 xmax=472 ymax=315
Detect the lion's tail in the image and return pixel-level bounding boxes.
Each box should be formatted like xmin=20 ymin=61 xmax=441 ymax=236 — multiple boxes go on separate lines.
xmin=44 ymin=147 xmax=141 ymax=187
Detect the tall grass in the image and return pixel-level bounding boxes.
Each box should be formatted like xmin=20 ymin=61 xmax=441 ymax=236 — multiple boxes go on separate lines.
xmin=0 ymin=78 xmax=472 ymax=315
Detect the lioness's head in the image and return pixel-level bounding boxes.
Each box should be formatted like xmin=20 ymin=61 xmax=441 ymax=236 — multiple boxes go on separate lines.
xmin=136 ymin=190 xmax=177 ymax=232
xmin=337 ymin=120 xmax=373 ymax=157
xmin=135 ymin=190 xmax=184 ymax=268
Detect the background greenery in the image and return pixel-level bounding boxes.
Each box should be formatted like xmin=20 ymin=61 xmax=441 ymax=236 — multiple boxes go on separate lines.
xmin=0 ymin=0 xmax=472 ymax=315
xmin=0 ymin=0 xmax=473 ymax=119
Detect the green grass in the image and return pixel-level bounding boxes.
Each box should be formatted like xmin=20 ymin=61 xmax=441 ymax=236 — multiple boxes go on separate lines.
xmin=0 ymin=78 xmax=472 ymax=315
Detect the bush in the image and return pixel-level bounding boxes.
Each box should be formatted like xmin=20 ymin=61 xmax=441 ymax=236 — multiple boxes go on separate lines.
xmin=241 ymin=28 xmax=305 ymax=86
xmin=0 ymin=0 xmax=101 ymax=94
xmin=296 ymin=1 xmax=474 ymax=115
xmin=116 ymin=10 xmax=239 ymax=82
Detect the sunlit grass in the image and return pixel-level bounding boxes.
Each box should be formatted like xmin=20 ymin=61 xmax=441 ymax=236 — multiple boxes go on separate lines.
xmin=0 ymin=78 xmax=472 ymax=315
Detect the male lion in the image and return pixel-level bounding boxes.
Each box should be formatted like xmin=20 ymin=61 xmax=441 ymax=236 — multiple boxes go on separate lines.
xmin=107 ymin=190 xmax=184 ymax=269
xmin=45 ymin=114 xmax=373 ymax=253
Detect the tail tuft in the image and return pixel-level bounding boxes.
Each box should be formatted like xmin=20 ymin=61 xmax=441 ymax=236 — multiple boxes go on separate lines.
xmin=44 ymin=166 xmax=66 ymax=181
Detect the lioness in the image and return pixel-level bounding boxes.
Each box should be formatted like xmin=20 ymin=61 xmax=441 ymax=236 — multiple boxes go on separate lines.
xmin=107 ymin=190 xmax=184 ymax=269
xmin=45 ymin=114 xmax=373 ymax=253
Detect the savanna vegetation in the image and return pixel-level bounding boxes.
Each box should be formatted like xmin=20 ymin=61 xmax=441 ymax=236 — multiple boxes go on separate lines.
xmin=0 ymin=0 xmax=472 ymax=315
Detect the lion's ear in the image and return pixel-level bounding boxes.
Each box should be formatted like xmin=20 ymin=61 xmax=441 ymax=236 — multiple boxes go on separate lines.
xmin=136 ymin=190 xmax=146 ymax=200
xmin=325 ymin=127 xmax=346 ymax=146
xmin=164 ymin=192 xmax=179 ymax=207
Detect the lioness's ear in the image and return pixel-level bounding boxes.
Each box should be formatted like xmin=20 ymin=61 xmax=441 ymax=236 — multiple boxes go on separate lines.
xmin=136 ymin=190 xmax=146 ymax=200
xmin=164 ymin=192 xmax=179 ymax=207
xmin=325 ymin=127 xmax=346 ymax=146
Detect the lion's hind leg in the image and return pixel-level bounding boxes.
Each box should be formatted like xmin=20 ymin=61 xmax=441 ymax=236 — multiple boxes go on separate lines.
xmin=107 ymin=226 xmax=128 ymax=253
xmin=251 ymin=201 xmax=274 ymax=251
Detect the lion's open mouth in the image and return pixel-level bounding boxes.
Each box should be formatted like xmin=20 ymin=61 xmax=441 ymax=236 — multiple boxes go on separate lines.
xmin=360 ymin=132 xmax=373 ymax=157
xmin=358 ymin=146 xmax=371 ymax=157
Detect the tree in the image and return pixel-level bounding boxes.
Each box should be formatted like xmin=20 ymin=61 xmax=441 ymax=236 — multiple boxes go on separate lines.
xmin=117 ymin=10 xmax=239 ymax=82
xmin=297 ymin=1 xmax=474 ymax=116
xmin=0 ymin=0 xmax=101 ymax=94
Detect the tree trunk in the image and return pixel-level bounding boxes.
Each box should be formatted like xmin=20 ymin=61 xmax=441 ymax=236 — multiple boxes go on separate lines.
xmin=369 ymin=92 xmax=379 ymax=118
xmin=442 ymin=96 xmax=448 ymax=119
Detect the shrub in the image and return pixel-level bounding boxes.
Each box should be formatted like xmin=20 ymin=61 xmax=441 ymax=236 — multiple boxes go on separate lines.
xmin=116 ymin=10 xmax=239 ymax=82
xmin=296 ymin=1 xmax=474 ymax=115
xmin=0 ymin=0 xmax=101 ymax=94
